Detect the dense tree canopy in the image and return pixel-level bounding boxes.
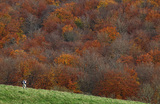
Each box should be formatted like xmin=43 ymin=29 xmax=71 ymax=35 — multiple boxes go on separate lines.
xmin=0 ymin=0 xmax=159 ymax=103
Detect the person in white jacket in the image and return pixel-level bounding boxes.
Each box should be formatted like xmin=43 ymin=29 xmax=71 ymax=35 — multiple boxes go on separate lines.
xmin=22 ymin=80 xmax=27 ymax=89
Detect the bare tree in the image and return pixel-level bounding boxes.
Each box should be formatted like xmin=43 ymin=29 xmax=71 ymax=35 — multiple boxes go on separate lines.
xmin=22 ymin=14 xmax=41 ymax=37
xmin=0 ymin=56 xmax=17 ymax=84
xmin=78 ymin=50 xmax=106 ymax=93
xmin=135 ymin=63 xmax=154 ymax=84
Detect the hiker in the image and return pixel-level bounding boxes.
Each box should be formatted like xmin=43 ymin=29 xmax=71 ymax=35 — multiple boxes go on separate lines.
xmin=22 ymin=80 xmax=27 ymax=89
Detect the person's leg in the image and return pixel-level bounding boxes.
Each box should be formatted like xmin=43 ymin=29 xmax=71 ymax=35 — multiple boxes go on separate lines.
xmin=23 ymin=84 xmax=25 ymax=88
xmin=24 ymin=84 xmax=26 ymax=88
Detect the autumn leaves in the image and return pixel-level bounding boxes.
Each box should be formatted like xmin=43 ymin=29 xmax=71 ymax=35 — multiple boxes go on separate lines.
xmin=0 ymin=0 xmax=160 ymax=103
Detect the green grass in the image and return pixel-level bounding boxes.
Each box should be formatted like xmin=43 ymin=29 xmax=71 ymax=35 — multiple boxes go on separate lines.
xmin=0 ymin=84 xmax=146 ymax=104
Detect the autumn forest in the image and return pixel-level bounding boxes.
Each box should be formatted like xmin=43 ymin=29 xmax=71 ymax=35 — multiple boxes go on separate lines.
xmin=0 ymin=0 xmax=159 ymax=103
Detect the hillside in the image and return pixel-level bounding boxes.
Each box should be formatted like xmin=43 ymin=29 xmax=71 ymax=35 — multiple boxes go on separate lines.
xmin=0 ymin=84 xmax=146 ymax=104
xmin=0 ymin=0 xmax=160 ymax=103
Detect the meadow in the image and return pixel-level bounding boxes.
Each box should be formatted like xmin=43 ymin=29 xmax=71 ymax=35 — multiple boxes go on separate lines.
xmin=0 ymin=84 xmax=147 ymax=104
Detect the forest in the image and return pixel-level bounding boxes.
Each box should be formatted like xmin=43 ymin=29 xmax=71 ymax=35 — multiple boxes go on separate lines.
xmin=0 ymin=0 xmax=159 ymax=103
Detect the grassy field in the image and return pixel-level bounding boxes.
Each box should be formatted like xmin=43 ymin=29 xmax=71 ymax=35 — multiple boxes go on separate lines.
xmin=0 ymin=84 xmax=146 ymax=104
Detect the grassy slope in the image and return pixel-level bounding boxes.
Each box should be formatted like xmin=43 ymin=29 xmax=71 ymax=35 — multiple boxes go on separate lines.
xmin=0 ymin=84 xmax=146 ymax=104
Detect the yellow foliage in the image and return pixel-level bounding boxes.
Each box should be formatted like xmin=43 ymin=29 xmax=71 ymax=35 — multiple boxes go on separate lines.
xmin=74 ymin=17 xmax=81 ymax=22
xmin=97 ymin=0 xmax=117 ymax=9
xmin=45 ymin=0 xmax=59 ymax=6
xmin=16 ymin=31 xmax=26 ymax=44
xmin=55 ymin=8 xmax=73 ymax=21
xmin=122 ymin=0 xmax=132 ymax=2
xmin=54 ymin=54 xmax=78 ymax=66
xmin=10 ymin=49 xmax=28 ymax=58
xmin=147 ymin=0 xmax=160 ymax=7
xmin=21 ymin=34 xmax=27 ymax=41
xmin=74 ymin=17 xmax=83 ymax=29
xmin=62 ymin=25 xmax=73 ymax=34
xmin=54 ymin=2 xmax=75 ymax=21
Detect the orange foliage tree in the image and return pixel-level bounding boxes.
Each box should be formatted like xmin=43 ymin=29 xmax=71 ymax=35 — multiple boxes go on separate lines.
xmin=98 ymin=26 xmax=120 ymax=43
xmin=43 ymin=14 xmax=61 ymax=33
xmin=136 ymin=53 xmax=153 ymax=64
xmin=54 ymin=53 xmax=79 ymax=67
xmin=54 ymin=53 xmax=81 ymax=92
xmin=43 ymin=2 xmax=76 ymax=33
xmin=145 ymin=9 xmax=160 ymax=25
xmin=0 ymin=0 xmax=160 ymax=102
xmin=29 ymin=62 xmax=55 ymax=89
xmin=117 ymin=55 xmax=134 ymax=67
xmin=93 ymin=68 xmax=140 ymax=99
xmin=149 ymin=50 xmax=160 ymax=65
xmin=54 ymin=2 xmax=75 ymax=22
xmin=21 ymin=0 xmax=47 ymax=17
xmin=22 ymin=35 xmax=48 ymax=51
xmin=0 ymin=2 xmax=25 ymax=48
xmin=54 ymin=66 xmax=80 ymax=93
xmin=21 ymin=35 xmax=49 ymax=63
xmin=62 ymin=25 xmax=73 ymax=34
xmin=76 ymin=40 xmax=101 ymax=55
xmin=9 ymin=49 xmax=54 ymax=88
